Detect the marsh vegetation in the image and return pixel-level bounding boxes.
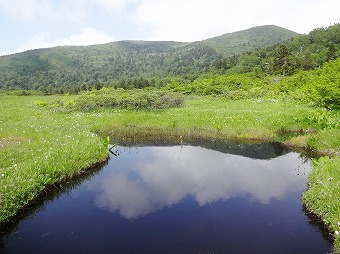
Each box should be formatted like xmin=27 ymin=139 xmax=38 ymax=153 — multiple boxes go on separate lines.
xmin=0 ymin=23 xmax=339 ymax=252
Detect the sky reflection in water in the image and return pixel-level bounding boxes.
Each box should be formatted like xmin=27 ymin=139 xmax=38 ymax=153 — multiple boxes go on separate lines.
xmin=2 ymin=144 xmax=332 ymax=254
xmin=88 ymin=145 xmax=310 ymax=219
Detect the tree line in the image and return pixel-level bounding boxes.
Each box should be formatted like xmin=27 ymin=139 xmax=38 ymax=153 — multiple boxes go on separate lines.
xmin=215 ymin=23 xmax=340 ymax=76
xmin=0 ymin=24 xmax=339 ymax=95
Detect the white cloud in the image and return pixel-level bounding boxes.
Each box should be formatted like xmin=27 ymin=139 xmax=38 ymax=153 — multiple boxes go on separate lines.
xmin=0 ymin=0 xmax=86 ymax=22
xmin=59 ymin=27 xmax=115 ymax=45
xmin=18 ymin=27 xmax=115 ymax=52
xmin=91 ymin=146 xmax=310 ymax=219
xmin=132 ymin=0 xmax=340 ymax=41
xmin=94 ymin=0 xmax=138 ymax=12
xmin=0 ymin=51 xmax=10 ymax=57
xmin=288 ymin=0 xmax=340 ymax=34
xmin=0 ymin=0 xmax=54 ymax=19
xmin=1 ymin=0 xmax=339 ymax=54
xmin=132 ymin=0 xmax=278 ymax=41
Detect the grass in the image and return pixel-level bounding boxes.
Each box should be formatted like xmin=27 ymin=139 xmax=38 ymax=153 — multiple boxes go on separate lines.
xmin=0 ymin=93 xmax=340 ymax=250
xmin=84 ymin=97 xmax=321 ymax=142
xmin=0 ymin=95 xmax=108 ymax=221
xmin=303 ymin=156 xmax=340 ymax=251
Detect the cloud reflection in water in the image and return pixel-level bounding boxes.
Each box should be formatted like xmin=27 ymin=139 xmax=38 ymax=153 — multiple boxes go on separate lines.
xmin=88 ymin=146 xmax=310 ymax=219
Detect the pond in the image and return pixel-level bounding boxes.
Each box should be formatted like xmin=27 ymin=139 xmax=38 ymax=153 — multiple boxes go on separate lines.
xmin=0 ymin=141 xmax=332 ymax=254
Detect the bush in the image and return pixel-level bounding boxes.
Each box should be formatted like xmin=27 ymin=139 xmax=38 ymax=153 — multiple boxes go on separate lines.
xmin=165 ymin=73 xmax=268 ymax=99
xmin=308 ymin=59 xmax=340 ymax=109
xmin=65 ymin=88 xmax=185 ymax=111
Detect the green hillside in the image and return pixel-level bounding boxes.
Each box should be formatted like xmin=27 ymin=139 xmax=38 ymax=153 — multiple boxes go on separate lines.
xmin=216 ymin=23 xmax=340 ymax=75
xmin=203 ymin=25 xmax=299 ymax=56
xmin=0 ymin=25 xmax=298 ymax=92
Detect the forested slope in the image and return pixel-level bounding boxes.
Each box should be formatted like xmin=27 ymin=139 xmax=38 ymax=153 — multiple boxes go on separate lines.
xmin=0 ymin=25 xmax=298 ymax=93
xmin=204 ymin=25 xmax=298 ymax=56
xmin=216 ymin=23 xmax=340 ymax=75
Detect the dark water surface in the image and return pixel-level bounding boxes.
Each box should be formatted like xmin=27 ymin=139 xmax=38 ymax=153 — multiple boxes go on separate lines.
xmin=0 ymin=142 xmax=332 ymax=254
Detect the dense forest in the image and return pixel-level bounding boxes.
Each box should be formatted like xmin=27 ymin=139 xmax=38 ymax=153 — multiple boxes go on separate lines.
xmin=216 ymin=23 xmax=340 ymax=75
xmin=0 ymin=25 xmax=297 ymax=93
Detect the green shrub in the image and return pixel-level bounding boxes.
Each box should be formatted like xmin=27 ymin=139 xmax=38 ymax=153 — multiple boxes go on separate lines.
xmin=65 ymin=88 xmax=184 ymax=111
xmin=166 ymin=73 xmax=269 ymax=99
xmin=308 ymin=59 xmax=340 ymax=109
xmin=301 ymin=108 xmax=340 ymax=130
xmin=34 ymin=100 xmax=48 ymax=107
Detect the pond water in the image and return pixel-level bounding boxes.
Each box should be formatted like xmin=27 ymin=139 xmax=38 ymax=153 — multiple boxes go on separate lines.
xmin=0 ymin=142 xmax=332 ymax=254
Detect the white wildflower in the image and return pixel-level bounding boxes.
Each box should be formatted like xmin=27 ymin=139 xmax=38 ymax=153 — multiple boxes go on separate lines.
xmin=335 ymin=231 xmax=340 ymax=236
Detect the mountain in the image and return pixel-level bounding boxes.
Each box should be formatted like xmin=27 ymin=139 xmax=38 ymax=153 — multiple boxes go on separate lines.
xmin=203 ymin=25 xmax=299 ymax=56
xmin=215 ymin=23 xmax=340 ymax=75
xmin=0 ymin=25 xmax=298 ymax=92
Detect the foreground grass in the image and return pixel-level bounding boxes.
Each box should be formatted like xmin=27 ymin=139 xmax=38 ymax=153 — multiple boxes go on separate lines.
xmin=0 ymin=95 xmax=108 ymax=221
xmin=303 ymin=156 xmax=340 ymax=251
xmin=1 ymin=94 xmax=339 ymax=250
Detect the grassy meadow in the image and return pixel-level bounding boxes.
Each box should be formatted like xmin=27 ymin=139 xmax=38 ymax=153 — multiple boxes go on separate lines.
xmin=1 ymin=92 xmax=340 ymax=250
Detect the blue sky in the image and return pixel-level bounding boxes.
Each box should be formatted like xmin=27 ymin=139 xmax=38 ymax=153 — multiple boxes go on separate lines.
xmin=0 ymin=0 xmax=339 ymax=56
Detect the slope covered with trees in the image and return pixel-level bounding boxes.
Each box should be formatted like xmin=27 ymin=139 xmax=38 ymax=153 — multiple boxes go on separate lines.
xmin=216 ymin=23 xmax=340 ymax=75
xmin=0 ymin=25 xmax=298 ymax=93
xmin=0 ymin=41 xmax=218 ymax=92
xmin=204 ymin=25 xmax=298 ymax=56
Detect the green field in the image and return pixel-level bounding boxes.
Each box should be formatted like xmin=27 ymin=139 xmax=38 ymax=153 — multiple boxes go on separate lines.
xmin=1 ymin=94 xmax=340 ymax=250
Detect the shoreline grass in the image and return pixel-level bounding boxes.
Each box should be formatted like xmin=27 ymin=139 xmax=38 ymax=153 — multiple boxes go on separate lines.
xmin=0 ymin=95 xmax=108 ymax=221
xmin=0 ymin=94 xmax=339 ymax=251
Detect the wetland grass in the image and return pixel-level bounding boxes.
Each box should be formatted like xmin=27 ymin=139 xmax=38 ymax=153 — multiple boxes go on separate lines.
xmin=1 ymin=94 xmax=340 ymax=250
xmin=0 ymin=95 xmax=108 ymax=222
xmin=303 ymin=156 xmax=340 ymax=251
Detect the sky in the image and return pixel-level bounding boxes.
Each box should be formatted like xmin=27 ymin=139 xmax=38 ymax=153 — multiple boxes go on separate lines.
xmin=0 ymin=0 xmax=339 ymax=56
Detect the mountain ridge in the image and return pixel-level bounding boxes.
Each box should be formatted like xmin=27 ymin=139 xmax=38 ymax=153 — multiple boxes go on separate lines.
xmin=203 ymin=25 xmax=299 ymax=55
xmin=0 ymin=25 xmax=299 ymax=92
xmin=1 ymin=25 xmax=298 ymax=58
